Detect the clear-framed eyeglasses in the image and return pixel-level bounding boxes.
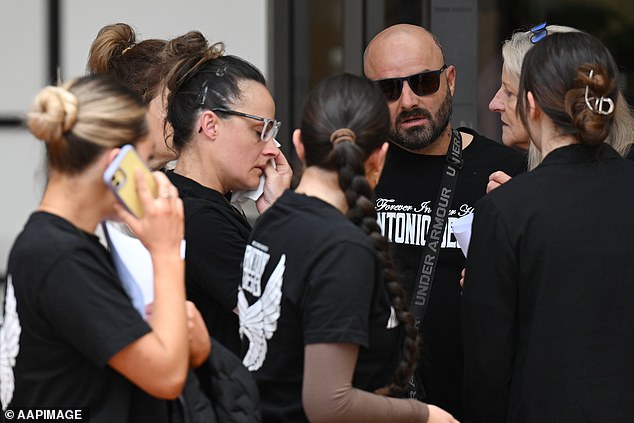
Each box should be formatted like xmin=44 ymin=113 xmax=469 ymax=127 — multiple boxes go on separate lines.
xmin=212 ymin=108 xmax=281 ymax=142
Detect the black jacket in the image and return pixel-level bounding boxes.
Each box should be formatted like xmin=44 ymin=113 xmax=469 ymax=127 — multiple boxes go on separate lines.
xmin=176 ymin=338 xmax=261 ymax=423
xmin=462 ymin=144 xmax=634 ymax=422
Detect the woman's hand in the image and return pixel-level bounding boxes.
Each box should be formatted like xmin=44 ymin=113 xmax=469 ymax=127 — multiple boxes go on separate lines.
xmin=486 ymin=171 xmax=512 ymax=194
xmin=256 ymin=147 xmax=293 ymax=213
xmin=186 ymin=301 xmax=211 ymax=368
xmin=426 ymin=404 xmax=460 ymax=423
xmin=109 ymin=170 xmax=188 ymax=399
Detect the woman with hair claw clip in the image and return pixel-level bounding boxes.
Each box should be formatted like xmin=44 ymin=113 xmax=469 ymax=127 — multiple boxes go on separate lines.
xmin=486 ymin=22 xmax=634 ymax=192
xmin=238 ymin=73 xmax=458 ymax=423
xmin=462 ymin=31 xmax=634 ymax=422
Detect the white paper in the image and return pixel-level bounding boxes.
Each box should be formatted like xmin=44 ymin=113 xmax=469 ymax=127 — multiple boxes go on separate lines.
xmin=231 ymin=174 xmax=266 ymax=203
xmin=103 ymin=221 xmax=185 ymax=319
xmin=230 ymin=139 xmax=281 ymax=204
xmin=451 ymin=213 xmax=473 ymax=257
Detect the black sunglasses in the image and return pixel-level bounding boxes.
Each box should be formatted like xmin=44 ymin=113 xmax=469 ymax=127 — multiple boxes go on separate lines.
xmin=376 ymin=65 xmax=448 ymax=102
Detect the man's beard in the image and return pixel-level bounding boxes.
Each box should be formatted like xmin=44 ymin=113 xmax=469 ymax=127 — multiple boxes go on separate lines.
xmin=389 ymin=88 xmax=453 ymax=152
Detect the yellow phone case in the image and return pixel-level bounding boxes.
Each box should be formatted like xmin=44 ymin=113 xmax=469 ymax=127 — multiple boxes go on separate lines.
xmin=103 ymin=145 xmax=157 ymax=217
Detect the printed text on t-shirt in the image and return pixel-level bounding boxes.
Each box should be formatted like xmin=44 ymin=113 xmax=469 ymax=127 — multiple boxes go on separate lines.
xmin=375 ymin=198 xmax=474 ymax=248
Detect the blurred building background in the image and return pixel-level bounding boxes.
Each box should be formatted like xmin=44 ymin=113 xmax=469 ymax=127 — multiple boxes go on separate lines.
xmin=1 ymin=0 xmax=632 ymax=273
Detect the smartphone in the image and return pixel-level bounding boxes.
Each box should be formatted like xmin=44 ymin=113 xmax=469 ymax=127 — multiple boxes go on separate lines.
xmin=103 ymin=144 xmax=158 ymax=218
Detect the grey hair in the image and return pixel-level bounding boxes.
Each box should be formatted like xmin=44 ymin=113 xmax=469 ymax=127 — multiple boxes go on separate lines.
xmin=501 ymin=25 xmax=634 ymax=169
xmin=502 ymin=25 xmax=578 ymax=80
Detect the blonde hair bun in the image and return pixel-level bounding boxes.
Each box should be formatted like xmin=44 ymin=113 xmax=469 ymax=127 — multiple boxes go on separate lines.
xmin=27 ymin=86 xmax=78 ymax=144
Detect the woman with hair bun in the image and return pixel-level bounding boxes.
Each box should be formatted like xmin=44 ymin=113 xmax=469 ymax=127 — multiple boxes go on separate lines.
xmin=2 ymin=75 xmax=190 ymax=422
xmin=87 ymin=22 xmax=176 ymax=170
xmin=239 ymin=73 xmax=457 ymax=423
xmin=87 ymin=24 xmax=213 ymax=380
xmin=162 ymin=31 xmax=292 ymax=356
xmin=462 ymin=31 xmax=634 ymax=422
xmin=486 ymin=23 xmax=634 ymax=192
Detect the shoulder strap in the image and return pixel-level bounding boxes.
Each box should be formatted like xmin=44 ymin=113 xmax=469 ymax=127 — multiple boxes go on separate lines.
xmin=410 ymin=129 xmax=463 ymax=326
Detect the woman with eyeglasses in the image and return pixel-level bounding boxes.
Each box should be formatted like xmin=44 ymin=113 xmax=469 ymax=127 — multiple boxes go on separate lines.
xmin=238 ymin=73 xmax=458 ymax=423
xmin=162 ymin=31 xmax=292 ymax=357
xmin=462 ymin=31 xmax=634 ymax=422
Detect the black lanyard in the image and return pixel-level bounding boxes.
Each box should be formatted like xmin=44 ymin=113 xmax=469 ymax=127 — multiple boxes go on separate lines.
xmin=410 ymin=129 xmax=463 ymax=326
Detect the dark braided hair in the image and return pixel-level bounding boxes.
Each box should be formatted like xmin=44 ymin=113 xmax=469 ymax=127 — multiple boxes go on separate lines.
xmin=300 ymin=73 xmax=419 ymax=393
xmin=162 ymin=31 xmax=266 ymax=152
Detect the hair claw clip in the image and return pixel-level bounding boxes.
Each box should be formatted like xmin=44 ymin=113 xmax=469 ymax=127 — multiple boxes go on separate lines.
xmin=530 ymin=22 xmax=547 ymax=44
xmin=584 ymin=70 xmax=615 ymax=115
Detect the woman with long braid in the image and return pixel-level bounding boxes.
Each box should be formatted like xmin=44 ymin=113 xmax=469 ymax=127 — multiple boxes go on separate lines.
xmin=238 ymin=73 xmax=458 ymax=422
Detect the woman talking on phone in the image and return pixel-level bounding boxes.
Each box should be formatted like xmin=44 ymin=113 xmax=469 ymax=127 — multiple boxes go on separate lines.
xmin=2 ymin=75 xmax=191 ymax=422
xmin=162 ymin=31 xmax=292 ymax=355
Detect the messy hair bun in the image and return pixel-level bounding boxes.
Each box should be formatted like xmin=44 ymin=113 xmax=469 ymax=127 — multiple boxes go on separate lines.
xmin=163 ymin=31 xmax=225 ymax=94
xmin=87 ymin=23 xmax=167 ymax=103
xmin=565 ymin=64 xmax=616 ymax=145
xmin=517 ymin=32 xmax=618 ymax=147
xmin=87 ymin=22 xmax=136 ymax=75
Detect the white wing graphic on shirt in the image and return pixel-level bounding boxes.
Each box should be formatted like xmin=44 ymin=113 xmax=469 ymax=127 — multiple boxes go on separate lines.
xmin=0 ymin=275 xmax=21 ymax=411
xmin=386 ymin=306 xmax=399 ymax=329
xmin=239 ymin=254 xmax=285 ymax=371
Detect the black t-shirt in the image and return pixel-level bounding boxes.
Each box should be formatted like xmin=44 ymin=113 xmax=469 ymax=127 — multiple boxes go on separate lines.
xmin=239 ymin=191 xmax=402 ymax=423
xmin=374 ymin=128 xmax=526 ymax=418
xmin=5 ymin=212 xmax=166 ymax=422
xmin=167 ymin=171 xmax=251 ymax=356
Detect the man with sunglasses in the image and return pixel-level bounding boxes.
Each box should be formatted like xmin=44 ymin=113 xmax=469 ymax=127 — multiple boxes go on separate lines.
xmin=363 ymin=24 xmax=525 ymax=420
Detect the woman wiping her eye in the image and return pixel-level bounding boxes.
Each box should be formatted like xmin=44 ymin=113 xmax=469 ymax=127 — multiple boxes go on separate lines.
xmin=162 ymin=31 xmax=292 ymax=357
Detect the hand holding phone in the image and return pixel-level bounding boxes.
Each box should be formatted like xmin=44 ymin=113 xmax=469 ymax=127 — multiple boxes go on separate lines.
xmin=103 ymin=144 xmax=158 ymax=218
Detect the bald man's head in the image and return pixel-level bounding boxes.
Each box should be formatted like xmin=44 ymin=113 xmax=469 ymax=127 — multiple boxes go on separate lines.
xmin=364 ymin=24 xmax=445 ymax=79
xmin=362 ymin=24 xmax=455 ymax=153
